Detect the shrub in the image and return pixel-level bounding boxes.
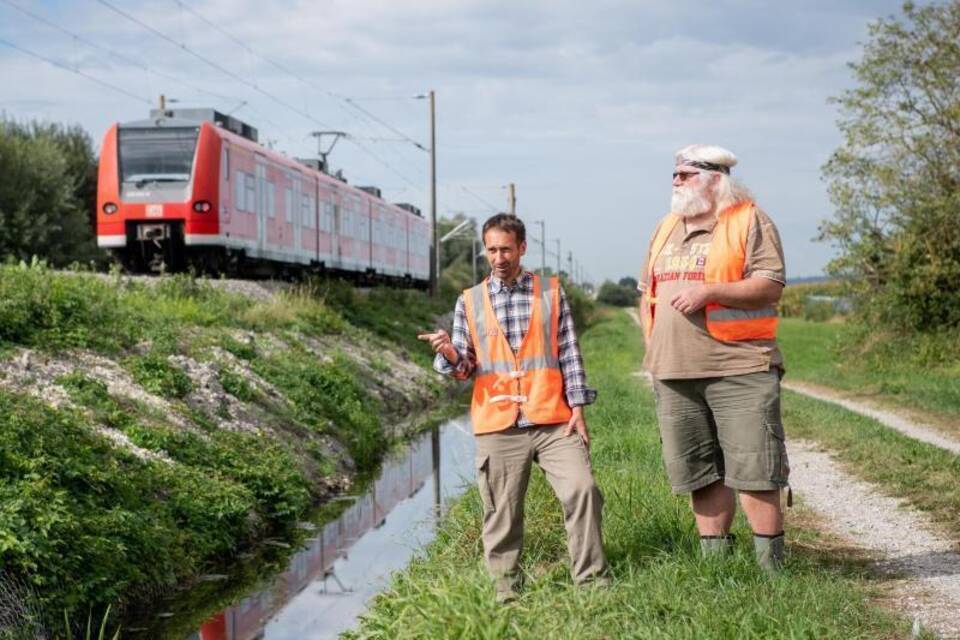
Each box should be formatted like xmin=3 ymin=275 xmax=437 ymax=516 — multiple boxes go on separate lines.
xmin=596 ymin=280 xmax=637 ymax=307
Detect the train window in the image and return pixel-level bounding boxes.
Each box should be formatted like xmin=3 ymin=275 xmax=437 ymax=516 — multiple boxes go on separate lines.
xmin=285 ymin=187 xmax=293 ymax=223
xmin=320 ymin=202 xmax=333 ymax=233
xmin=221 ymin=146 xmax=229 ymax=181
xmin=301 ymin=194 xmax=313 ymax=228
xmin=244 ymin=174 xmax=255 ymax=213
xmin=266 ymin=181 xmax=276 ymax=219
xmin=118 ymin=126 xmax=198 ymax=185
xmin=235 ymin=172 xmax=245 ymax=212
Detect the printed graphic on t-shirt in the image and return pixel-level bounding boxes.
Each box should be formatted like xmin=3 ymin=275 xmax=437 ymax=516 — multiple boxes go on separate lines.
xmin=654 ymin=241 xmax=709 ymax=283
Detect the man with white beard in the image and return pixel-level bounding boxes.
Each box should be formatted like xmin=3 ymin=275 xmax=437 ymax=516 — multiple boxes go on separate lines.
xmin=637 ymin=144 xmax=789 ymax=573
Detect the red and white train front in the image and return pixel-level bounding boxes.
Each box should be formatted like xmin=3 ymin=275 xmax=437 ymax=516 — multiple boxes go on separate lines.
xmin=97 ymin=117 xmax=221 ymax=272
xmin=96 ymin=109 xmax=431 ymax=284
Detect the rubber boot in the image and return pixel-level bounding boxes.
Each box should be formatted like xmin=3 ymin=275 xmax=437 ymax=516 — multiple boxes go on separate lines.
xmin=754 ymin=532 xmax=785 ymax=574
xmin=699 ymin=534 xmax=735 ymax=558
xmin=493 ymin=573 xmax=519 ymax=604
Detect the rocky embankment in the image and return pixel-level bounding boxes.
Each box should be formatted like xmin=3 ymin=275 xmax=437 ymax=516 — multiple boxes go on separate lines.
xmin=0 ymin=265 xmax=452 ymax=620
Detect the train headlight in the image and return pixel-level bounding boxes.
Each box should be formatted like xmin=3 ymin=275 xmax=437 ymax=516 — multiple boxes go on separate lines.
xmin=102 ymin=202 xmax=118 ymax=214
xmin=192 ymin=200 xmax=212 ymax=213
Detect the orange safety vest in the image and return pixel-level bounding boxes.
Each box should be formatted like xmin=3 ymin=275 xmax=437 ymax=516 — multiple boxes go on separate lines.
xmin=642 ymin=201 xmax=779 ymax=342
xmin=463 ymin=274 xmax=573 ymax=434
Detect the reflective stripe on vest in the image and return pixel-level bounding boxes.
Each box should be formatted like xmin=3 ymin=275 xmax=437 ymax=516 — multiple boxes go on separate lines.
xmin=642 ymin=201 xmax=778 ymax=342
xmin=463 ymin=274 xmax=572 ymax=434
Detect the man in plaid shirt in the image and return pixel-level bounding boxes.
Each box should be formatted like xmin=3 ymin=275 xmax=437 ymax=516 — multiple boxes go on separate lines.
xmin=419 ymin=214 xmax=608 ymax=603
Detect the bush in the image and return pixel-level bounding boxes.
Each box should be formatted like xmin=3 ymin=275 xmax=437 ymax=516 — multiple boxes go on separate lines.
xmin=780 ymin=281 xmax=851 ymax=321
xmin=0 ymin=390 xmax=257 ymax=615
xmin=562 ymin=278 xmax=597 ymax=332
xmin=596 ymin=280 xmax=637 ymax=307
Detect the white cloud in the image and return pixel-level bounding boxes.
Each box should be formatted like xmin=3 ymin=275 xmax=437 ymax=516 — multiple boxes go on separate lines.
xmin=0 ymin=0 xmax=905 ymax=280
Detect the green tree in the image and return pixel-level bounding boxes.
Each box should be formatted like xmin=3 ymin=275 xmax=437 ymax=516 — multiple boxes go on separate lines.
xmin=820 ymin=1 xmax=960 ymax=332
xmin=0 ymin=118 xmax=103 ymax=267
xmin=596 ymin=279 xmax=637 ymax=307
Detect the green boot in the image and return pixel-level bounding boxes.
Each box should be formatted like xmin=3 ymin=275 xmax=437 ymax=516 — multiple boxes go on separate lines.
xmin=754 ymin=532 xmax=785 ymax=574
xmin=493 ymin=573 xmax=519 ymax=604
xmin=700 ymin=534 xmax=735 ymax=558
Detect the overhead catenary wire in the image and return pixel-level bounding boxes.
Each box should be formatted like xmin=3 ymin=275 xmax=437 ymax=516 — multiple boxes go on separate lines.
xmin=170 ymin=0 xmax=432 ymax=190
xmin=172 ymin=0 xmax=428 ymax=151
xmin=93 ymin=0 xmax=337 ymax=130
xmin=0 ymin=35 xmax=151 ymax=105
xmin=93 ymin=0 xmax=426 ymax=192
xmin=0 ymin=0 xmax=308 ymax=146
xmin=460 ymin=186 xmax=500 ymax=213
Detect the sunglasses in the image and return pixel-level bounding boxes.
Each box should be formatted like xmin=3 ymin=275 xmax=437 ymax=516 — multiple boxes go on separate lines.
xmin=672 ymin=171 xmax=700 ymax=182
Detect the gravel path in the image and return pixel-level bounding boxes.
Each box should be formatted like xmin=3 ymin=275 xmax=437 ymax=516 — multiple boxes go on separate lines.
xmin=790 ymin=441 xmax=960 ymax=639
xmin=782 ymin=380 xmax=960 ymax=455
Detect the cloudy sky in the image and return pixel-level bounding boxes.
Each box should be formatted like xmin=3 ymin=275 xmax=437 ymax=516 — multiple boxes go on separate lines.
xmin=0 ymin=0 xmax=908 ymax=282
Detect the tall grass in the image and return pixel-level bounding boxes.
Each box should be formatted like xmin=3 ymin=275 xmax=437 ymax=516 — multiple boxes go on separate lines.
xmin=346 ymin=310 xmax=910 ymax=639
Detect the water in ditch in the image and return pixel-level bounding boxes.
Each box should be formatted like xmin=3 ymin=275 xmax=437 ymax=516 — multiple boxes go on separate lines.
xmin=128 ymin=415 xmax=475 ymax=640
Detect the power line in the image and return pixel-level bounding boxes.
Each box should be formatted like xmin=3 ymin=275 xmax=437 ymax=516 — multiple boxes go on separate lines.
xmin=172 ymin=0 xmax=427 ymax=150
xmin=460 ymin=186 xmax=500 ymax=213
xmin=344 ymin=98 xmax=427 ymax=151
xmin=1 ymin=0 xmax=306 ymax=146
xmin=94 ymin=0 xmax=336 ymax=130
xmin=0 ymin=35 xmax=150 ymax=105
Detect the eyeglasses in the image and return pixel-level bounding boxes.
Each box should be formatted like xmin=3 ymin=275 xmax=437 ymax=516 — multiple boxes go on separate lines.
xmin=672 ymin=171 xmax=700 ymax=182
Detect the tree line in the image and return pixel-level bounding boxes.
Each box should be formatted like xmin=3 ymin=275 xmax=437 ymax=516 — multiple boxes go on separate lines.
xmin=821 ymin=0 xmax=960 ymax=335
xmin=0 ymin=118 xmax=104 ymax=267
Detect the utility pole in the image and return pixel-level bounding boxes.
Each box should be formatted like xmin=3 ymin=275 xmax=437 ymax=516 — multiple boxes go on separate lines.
xmin=508 ymin=183 xmax=516 ymax=215
xmin=429 ymin=90 xmax=438 ymax=296
xmin=472 ymin=235 xmax=478 ymax=284
xmin=568 ymin=251 xmax=574 ymax=283
xmin=555 ymin=238 xmax=561 ymax=278
xmin=534 ymin=219 xmax=545 ymax=277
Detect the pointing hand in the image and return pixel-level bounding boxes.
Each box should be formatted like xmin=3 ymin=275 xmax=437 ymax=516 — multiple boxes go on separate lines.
xmin=417 ymin=329 xmax=459 ymax=364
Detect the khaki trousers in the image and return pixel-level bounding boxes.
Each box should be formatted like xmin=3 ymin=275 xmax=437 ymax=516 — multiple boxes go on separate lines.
xmin=474 ymin=424 xmax=607 ymax=584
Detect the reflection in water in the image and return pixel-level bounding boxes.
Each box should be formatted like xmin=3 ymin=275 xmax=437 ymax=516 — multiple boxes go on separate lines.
xmin=186 ymin=416 xmax=474 ymax=640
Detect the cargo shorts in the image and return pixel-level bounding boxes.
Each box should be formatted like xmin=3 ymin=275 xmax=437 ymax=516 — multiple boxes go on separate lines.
xmin=652 ymin=368 xmax=789 ymax=494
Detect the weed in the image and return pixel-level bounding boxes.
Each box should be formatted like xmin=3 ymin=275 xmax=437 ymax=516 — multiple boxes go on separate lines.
xmin=125 ymin=353 xmax=193 ymax=399
xmin=218 ymin=366 xmax=256 ymax=402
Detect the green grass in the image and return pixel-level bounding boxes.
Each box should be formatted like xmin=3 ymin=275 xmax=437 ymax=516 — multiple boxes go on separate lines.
xmin=347 ymin=310 xmax=911 ymax=640
xmin=779 ymin=318 xmax=960 ymax=419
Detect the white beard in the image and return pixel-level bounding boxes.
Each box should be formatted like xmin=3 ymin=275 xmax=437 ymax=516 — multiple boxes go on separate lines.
xmin=671 ymin=184 xmax=714 ymax=218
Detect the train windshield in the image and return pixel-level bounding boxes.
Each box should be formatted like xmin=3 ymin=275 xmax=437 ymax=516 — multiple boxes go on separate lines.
xmin=118 ymin=127 xmax=199 ymax=186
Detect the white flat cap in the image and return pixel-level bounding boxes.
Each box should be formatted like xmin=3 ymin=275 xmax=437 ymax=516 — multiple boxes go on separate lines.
xmin=675 ymin=144 xmax=738 ymax=174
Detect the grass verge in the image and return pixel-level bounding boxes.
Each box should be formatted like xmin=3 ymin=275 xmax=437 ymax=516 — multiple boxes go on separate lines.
xmin=347 ymin=309 xmax=912 ymax=639
xmin=778 ymin=318 xmax=960 ymax=420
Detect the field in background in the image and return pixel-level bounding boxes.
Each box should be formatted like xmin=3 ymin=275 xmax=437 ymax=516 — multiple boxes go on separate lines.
xmin=779 ymin=318 xmax=960 ymax=420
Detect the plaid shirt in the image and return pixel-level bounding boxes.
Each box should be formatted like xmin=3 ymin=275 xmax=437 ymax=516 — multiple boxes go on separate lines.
xmin=434 ymin=270 xmax=597 ymax=427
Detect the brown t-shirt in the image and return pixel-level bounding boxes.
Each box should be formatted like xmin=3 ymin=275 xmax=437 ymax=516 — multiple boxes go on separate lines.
xmin=638 ymin=206 xmax=785 ymax=380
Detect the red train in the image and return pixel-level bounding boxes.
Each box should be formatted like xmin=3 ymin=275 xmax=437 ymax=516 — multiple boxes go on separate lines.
xmin=96 ymin=108 xmax=430 ymax=284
